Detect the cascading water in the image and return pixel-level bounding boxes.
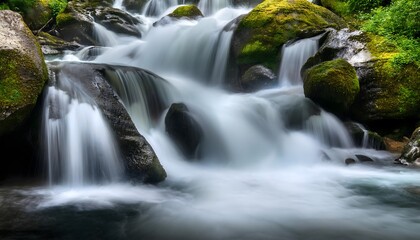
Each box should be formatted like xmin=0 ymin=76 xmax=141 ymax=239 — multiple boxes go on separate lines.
xmin=278 ymin=34 xmax=321 ymax=87
xmin=4 ymin=1 xmax=420 ymax=240
xmin=42 ymin=68 xmax=123 ymax=186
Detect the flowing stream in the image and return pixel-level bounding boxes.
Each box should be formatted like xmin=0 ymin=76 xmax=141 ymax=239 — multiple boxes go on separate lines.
xmin=1 ymin=1 xmax=420 ymax=240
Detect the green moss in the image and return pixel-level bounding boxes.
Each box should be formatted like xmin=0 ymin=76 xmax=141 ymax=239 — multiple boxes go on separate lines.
xmin=236 ymin=0 xmax=346 ymax=69
xmin=56 ymin=11 xmax=76 ymax=26
xmin=169 ymin=5 xmax=203 ymax=18
xmin=0 ymin=50 xmax=25 ymax=106
xmin=304 ymin=58 xmax=359 ymax=114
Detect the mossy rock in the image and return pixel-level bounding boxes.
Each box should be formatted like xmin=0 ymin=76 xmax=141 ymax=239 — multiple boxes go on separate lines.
xmin=303 ymin=58 xmax=359 ymax=114
xmin=232 ymin=0 xmax=346 ymax=71
xmin=0 ymin=10 xmax=48 ymax=135
xmin=168 ymin=5 xmax=203 ymax=19
xmin=351 ymin=33 xmax=420 ymax=121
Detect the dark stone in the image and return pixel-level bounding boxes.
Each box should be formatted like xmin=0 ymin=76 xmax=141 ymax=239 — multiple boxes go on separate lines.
xmin=240 ymin=65 xmax=276 ymax=92
xmin=345 ymin=158 xmax=356 ymax=165
xmin=165 ymin=103 xmax=203 ymax=159
xmin=47 ymin=62 xmax=167 ymax=183
xmin=280 ymin=97 xmax=321 ymax=130
xmin=355 ymin=154 xmax=374 ymax=162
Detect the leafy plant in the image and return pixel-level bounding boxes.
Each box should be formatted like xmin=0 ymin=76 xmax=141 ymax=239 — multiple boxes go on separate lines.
xmin=48 ymin=0 xmax=67 ymax=18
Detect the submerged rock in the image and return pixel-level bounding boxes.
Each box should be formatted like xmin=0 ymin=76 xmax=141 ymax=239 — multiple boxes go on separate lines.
xmin=48 ymin=62 xmax=167 ymax=183
xmin=303 ymin=58 xmax=359 ymax=115
xmin=165 ymin=103 xmax=203 ymax=159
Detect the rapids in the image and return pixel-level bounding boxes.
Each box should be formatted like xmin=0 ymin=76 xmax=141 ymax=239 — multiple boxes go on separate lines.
xmin=1 ymin=1 xmax=419 ymax=239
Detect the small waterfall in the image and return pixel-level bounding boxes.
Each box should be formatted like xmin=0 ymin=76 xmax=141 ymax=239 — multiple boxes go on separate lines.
xmin=113 ymin=0 xmax=123 ymax=9
xmin=93 ymin=22 xmax=120 ymax=47
xmin=304 ymin=111 xmax=354 ymax=148
xmin=198 ymin=0 xmax=232 ymax=16
xmin=95 ymin=8 xmax=248 ymax=85
xmin=42 ymin=71 xmax=123 ymax=186
xmin=278 ymin=35 xmax=321 ymax=87
xmin=142 ymin=0 xmax=178 ymax=17
xmin=103 ymin=67 xmax=176 ymax=133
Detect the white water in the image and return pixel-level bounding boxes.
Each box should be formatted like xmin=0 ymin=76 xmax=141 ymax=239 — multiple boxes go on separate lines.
xmin=278 ymin=34 xmax=321 ymax=87
xmin=23 ymin=1 xmax=420 ymax=239
xmin=42 ymin=71 xmax=123 ymax=186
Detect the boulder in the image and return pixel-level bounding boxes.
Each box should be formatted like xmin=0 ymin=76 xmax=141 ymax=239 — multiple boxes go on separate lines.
xmin=279 ymin=96 xmax=321 ymax=130
xmin=165 ymin=103 xmax=203 ymax=159
xmin=240 ymin=65 xmax=276 ymax=91
xmin=54 ymin=0 xmax=142 ymax=46
xmin=47 ymin=62 xmax=167 ymax=183
xmin=302 ymin=28 xmax=420 ymax=122
xmin=344 ymin=121 xmax=385 ymax=149
xmin=153 ymin=5 xmax=203 ymax=27
xmin=303 ymin=58 xmax=359 ymax=115
xmin=396 ymin=127 xmax=420 ymax=166
xmin=36 ymin=31 xmax=81 ymax=55
xmin=232 ymin=0 xmax=346 ymax=74
xmin=0 ymin=10 xmax=48 ymax=136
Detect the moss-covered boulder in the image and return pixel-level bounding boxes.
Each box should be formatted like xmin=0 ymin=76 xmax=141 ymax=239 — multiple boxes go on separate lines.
xmin=153 ymin=5 xmax=203 ymax=27
xmin=55 ymin=0 xmax=142 ymax=46
xmin=351 ymin=34 xmax=420 ymax=122
xmin=303 ymin=58 xmax=359 ymax=114
xmin=232 ymin=0 xmax=346 ymax=72
xmin=0 ymin=10 xmax=48 ymax=135
xmin=169 ymin=5 xmax=203 ymax=19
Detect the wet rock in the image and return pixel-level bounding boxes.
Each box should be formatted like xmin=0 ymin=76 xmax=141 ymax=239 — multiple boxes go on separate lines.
xmin=47 ymin=62 xmax=167 ymax=183
xmin=303 ymin=58 xmax=359 ymax=115
xmin=355 ymin=154 xmax=374 ymax=162
xmin=153 ymin=5 xmax=203 ymax=27
xmin=345 ymin=158 xmax=356 ymax=165
xmin=36 ymin=31 xmax=81 ymax=55
xmin=232 ymin=0 xmax=346 ymax=76
xmin=302 ymin=28 xmax=420 ymax=122
xmin=122 ymin=0 xmax=149 ymax=13
xmin=54 ymin=0 xmax=142 ymax=46
xmin=280 ymin=97 xmax=321 ymax=130
xmin=345 ymin=122 xmax=385 ymax=150
xmin=165 ymin=103 xmax=203 ymax=159
xmin=240 ymin=65 xmax=276 ymax=92
xmin=396 ymin=127 xmax=420 ymax=166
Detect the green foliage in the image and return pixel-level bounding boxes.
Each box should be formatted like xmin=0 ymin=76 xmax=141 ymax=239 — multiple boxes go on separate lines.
xmin=347 ymin=0 xmax=383 ymax=13
xmin=0 ymin=2 xmax=9 ymax=9
xmin=362 ymin=0 xmax=420 ymax=67
xmin=6 ymin=0 xmax=35 ymax=13
xmin=48 ymin=0 xmax=66 ymax=18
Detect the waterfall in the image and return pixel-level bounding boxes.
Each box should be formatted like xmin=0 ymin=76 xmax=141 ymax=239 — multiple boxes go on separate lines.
xmin=198 ymin=0 xmax=232 ymax=16
xmin=278 ymin=34 xmax=321 ymax=87
xmin=142 ymin=0 xmax=178 ymax=16
xmin=95 ymin=8 xmax=248 ymax=85
xmin=42 ymin=70 xmax=123 ymax=186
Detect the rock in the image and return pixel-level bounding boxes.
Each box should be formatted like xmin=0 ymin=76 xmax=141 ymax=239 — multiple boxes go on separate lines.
xmin=23 ymin=0 xmax=53 ymax=30
xmin=232 ymin=0 xmax=346 ymax=74
xmin=344 ymin=122 xmax=385 ymax=150
xmin=36 ymin=31 xmax=81 ymax=55
xmin=240 ymin=65 xmax=276 ymax=91
xmin=355 ymin=154 xmax=374 ymax=162
xmin=122 ymin=0 xmax=149 ymax=13
xmin=303 ymin=58 xmax=359 ymax=115
xmin=302 ymin=28 xmax=420 ymax=122
xmin=0 ymin=10 xmax=48 ymax=136
xmin=48 ymin=62 xmax=167 ymax=183
xmin=54 ymin=0 xmax=142 ymax=46
xmin=279 ymin=96 xmax=321 ymax=130
xmin=384 ymin=137 xmax=409 ymax=154
xmin=396 ymin=127 xmax=420 ymax=165
xmin=153 ymin=5 xmax=203 ymax=27
xmin=165 ymin=103 xmax=203 ymax=159
xmin=169 ymin=5 xmax=203 ymax=19
xmin=345 ymin=158 xmax=356 ymax=165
